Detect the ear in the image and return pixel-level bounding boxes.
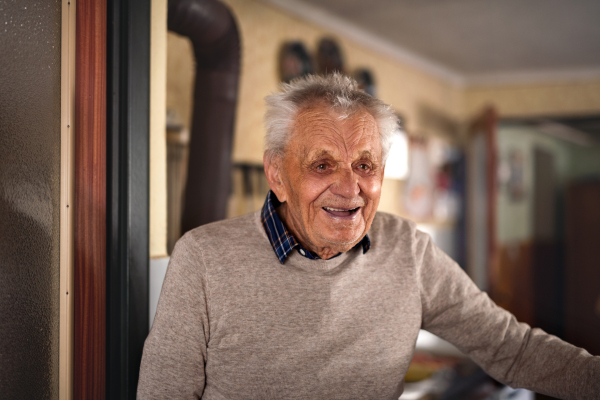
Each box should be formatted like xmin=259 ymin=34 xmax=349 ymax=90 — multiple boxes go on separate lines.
xmin=263 ymin=153 xmax=288 ymax=203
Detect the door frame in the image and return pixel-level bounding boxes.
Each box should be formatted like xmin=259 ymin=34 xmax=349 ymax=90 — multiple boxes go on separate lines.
xmin=73 ymin=0 xmax=108 ymax=398
xmin=106 ymin=0 xmax=151 ymax=398
xmin=73 ymin=0 xmax=150 ymax=398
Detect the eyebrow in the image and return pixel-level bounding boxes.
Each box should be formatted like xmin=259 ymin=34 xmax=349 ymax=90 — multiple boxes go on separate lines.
xmin=306 ymin=149 xmax=334 ymax=160
xmin=304 ymin=149 xmax=378 ymax=163
xmin=357 ymin=150 xmax=376 ymax=161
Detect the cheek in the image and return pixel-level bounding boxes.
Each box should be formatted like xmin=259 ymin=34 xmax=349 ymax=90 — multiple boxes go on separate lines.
xmin=360 ymin=176 xmax=383 ymax=202
xmin=298 ymin=175 xmax=332 ymax=204
xmin=284 ymin=174 xmax=329 ymax=217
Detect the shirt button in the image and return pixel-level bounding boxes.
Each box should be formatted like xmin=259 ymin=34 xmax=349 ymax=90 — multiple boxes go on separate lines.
xmin=299 ymin=249 xmax=305 ymax=256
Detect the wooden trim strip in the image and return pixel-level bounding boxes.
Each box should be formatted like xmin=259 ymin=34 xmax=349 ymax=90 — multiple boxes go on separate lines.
xmin=466 ymin=107 xmax=498 ymax=291
xmin=74 ymin=0 xmax=107 ymax=398
xmin=484 ymin=108 xmax=499 ymax=293
xmin=59 ymin=0 xmax=76 ymax=398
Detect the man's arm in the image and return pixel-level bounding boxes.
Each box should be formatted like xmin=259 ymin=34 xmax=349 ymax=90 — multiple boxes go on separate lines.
xmin=138 ymin=233 xmax=209 ymax=399
xmin=413 ymin=230 xmax=600 ymax=399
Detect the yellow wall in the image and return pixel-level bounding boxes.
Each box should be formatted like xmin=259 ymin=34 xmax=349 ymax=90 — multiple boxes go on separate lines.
xmin=464 ymin=80 xmax=600 ymax=118
xmin=150 ymin=0 xmax=168 ymax=258
xmin=166 ymin=33 xmax=195 ymax=131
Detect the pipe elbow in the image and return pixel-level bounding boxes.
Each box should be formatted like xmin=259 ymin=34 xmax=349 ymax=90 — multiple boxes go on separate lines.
xmin=168 ymin=0 xmax=240 ymax=71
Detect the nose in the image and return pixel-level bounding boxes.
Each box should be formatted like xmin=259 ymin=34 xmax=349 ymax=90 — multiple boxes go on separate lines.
xmin=330 ymin=167 xmax=360 ymax=199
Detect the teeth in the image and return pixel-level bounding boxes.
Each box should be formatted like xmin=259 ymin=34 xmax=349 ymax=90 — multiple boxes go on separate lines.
xmin=324 ymin=207 xmax=357 ymax=212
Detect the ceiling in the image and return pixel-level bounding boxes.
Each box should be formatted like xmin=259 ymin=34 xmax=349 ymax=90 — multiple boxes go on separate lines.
xmin=263 ymin=0 xmax=600 ymax=85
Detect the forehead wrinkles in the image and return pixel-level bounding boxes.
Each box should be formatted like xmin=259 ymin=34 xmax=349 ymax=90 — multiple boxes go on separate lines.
xmin=341 ymin=114 xmax=378 ymax=154
xmin=294 ymin=107 xmax=379 ymax=160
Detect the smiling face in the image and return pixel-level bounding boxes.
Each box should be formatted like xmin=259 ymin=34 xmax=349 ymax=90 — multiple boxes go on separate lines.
xmin=264 ymin=104 xmax=384 ymax=259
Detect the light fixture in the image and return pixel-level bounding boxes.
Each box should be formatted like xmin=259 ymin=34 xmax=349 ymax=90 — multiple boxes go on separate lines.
xmin=384 ymin=130 xmax=409 ymax=180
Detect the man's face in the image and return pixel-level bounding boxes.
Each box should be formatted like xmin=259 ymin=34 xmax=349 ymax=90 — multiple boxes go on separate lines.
xmin=266 ymin=105 xmax=384 ymax=258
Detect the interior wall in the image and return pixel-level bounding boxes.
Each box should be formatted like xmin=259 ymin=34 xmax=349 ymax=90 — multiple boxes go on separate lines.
xmin=166 ymin=33 xmax=194 ymax=131
xmin=464 ymin=80 xmax=600 ymax=119
xmin=150 ymin=0 xmax=168 ymax=258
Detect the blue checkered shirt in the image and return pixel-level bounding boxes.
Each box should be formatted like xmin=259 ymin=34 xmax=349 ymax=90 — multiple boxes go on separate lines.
xmin=260 ymin=190 xmax=371 ymax=264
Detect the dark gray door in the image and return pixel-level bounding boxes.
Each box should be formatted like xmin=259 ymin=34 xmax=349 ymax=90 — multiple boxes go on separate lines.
xmin=532 ymin=147 xmax=562 ymax=336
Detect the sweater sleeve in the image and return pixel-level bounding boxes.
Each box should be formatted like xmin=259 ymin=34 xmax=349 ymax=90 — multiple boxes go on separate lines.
xmin=414 ymin=229 xmax=600 ymax=400
xmin=138 ymin=232 xmax=209 ymax=399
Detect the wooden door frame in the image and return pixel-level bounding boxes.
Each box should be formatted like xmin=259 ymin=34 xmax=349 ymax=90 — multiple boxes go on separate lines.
xmin=466 ymin=107 xmax=498 ymax=292
xmin=74 ymin=0 xmax=107 ymax=398
xmin=74 ymin=0 xmax=150 ymax=398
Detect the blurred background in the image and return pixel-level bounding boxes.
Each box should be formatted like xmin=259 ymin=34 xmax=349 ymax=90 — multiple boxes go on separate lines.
xmin=157 ymin=0 xmax=600 ymax=398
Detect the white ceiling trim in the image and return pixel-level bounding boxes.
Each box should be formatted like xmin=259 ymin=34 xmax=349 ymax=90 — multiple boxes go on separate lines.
xmin=259 ymin=0 xmax=466 ymax=87
xmin=259 ymin=0 xmax=600 ymax=88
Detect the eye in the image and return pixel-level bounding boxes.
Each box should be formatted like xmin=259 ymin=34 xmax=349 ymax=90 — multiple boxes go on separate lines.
xmin=316 ymin=163 xmax=328 ymax=171
xmin=358 ymin=163 xmax=370 ymax=171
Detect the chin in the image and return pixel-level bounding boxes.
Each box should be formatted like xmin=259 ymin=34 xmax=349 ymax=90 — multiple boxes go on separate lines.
xmin=319 ymin=231 xmax=363 ymax=250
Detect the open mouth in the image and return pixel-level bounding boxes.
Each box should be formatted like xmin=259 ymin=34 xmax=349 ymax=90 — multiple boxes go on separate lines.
xmin=322 ymin=206 xmax=361 ymax=218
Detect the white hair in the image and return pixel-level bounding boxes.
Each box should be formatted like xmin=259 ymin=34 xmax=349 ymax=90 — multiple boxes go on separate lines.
xmin=264 ymin=73 xmax=399 ymax=163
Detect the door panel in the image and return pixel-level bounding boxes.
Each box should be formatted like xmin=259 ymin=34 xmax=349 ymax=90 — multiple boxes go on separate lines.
xmin=0 ymin=0 xmax=62 ymax=397
xmin=565 ymin=182 xmax=600 ymax=356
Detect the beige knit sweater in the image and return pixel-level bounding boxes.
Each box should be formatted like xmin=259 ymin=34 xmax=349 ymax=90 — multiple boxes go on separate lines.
xmin=138 ymin=211 xmax=600 ymax=399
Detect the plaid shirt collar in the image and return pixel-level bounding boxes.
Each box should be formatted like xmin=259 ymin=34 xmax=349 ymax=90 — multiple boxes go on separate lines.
xmin=261 ymin=190 xmax=371 ymax=264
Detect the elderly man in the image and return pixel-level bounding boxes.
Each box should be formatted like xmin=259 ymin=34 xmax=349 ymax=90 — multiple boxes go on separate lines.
xmin=138 ymin=74 xmax=599 ymax=399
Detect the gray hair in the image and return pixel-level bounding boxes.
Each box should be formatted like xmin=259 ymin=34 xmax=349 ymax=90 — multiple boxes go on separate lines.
xmin=264 ymin=73 xmax=398 ymax=163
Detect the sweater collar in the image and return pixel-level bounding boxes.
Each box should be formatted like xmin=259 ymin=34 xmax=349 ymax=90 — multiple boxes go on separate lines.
xmin=260 ymin=191 xmax=370 ymax=264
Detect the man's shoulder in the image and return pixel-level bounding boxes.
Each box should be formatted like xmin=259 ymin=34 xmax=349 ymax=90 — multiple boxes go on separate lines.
xmin=183 ymin=211 xmax=264 ymax=248
xmin=371 ymin=211 xmax=417 ymax=236
xmin=173 ymin=210 xmax=274 ymax=273
xmin=369 ymin=211 xmax=426 ymax=250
